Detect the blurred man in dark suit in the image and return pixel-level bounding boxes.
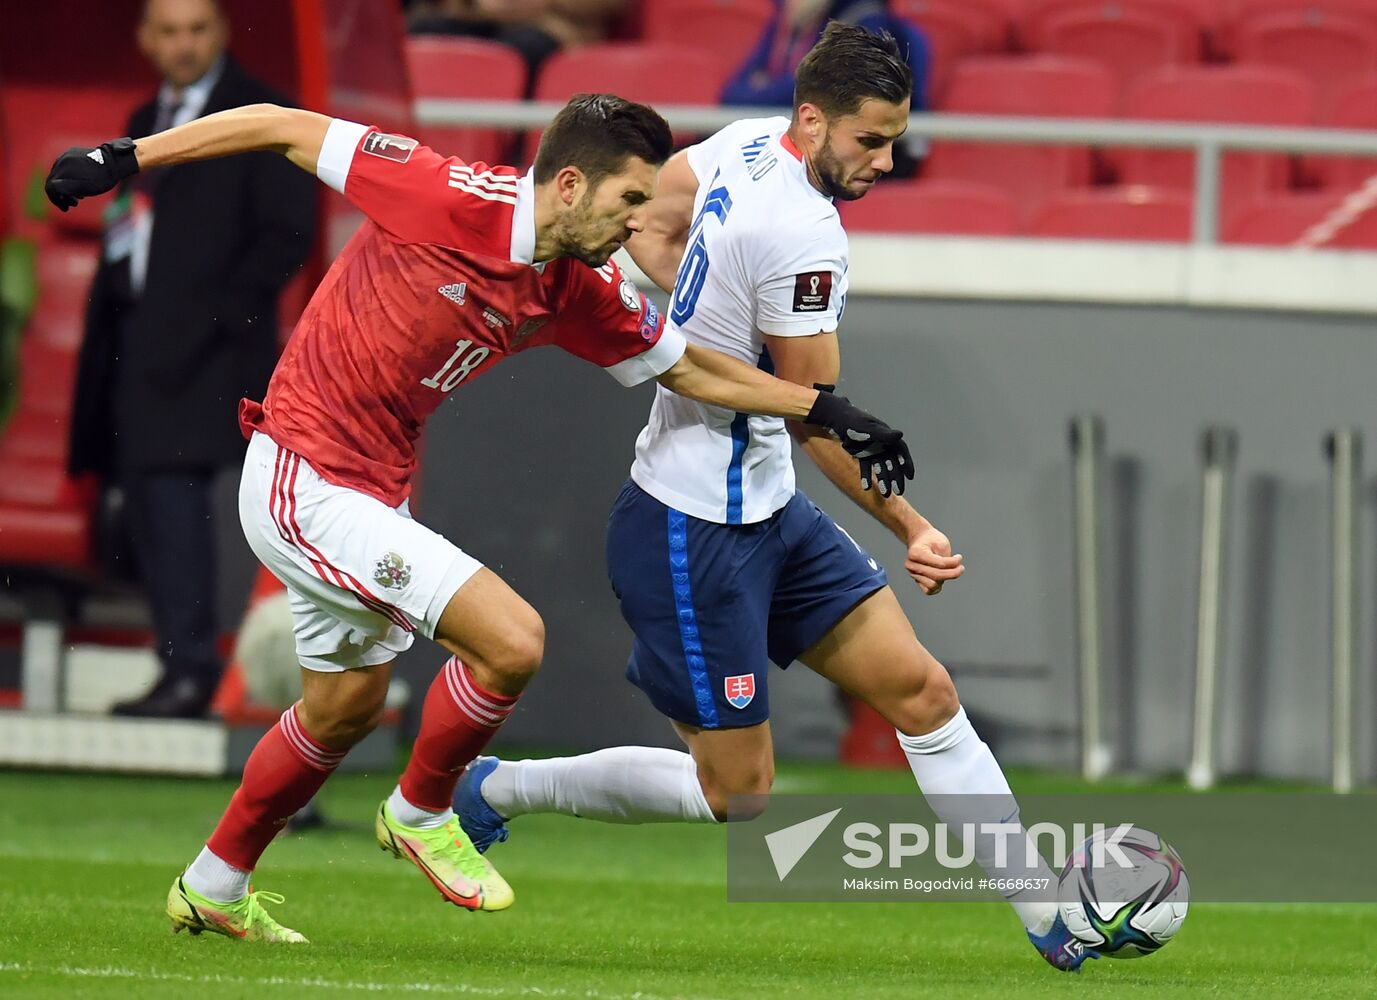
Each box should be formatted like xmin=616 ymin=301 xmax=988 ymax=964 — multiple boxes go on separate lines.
xmin=70 ymin=0 xmax=316 ymax=718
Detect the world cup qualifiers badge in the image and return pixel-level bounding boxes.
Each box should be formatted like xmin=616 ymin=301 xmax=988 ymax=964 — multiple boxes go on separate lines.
xmin=361 ymin=132 xmax=417 ymax=164
xmin=792 ymin=271 xmax=832 ymax=312
xmin=373 ymin=552 xmax=412 ymax=591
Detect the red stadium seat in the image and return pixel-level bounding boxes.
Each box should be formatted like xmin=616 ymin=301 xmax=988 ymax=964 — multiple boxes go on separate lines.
xmin=1037 ymin=4 xmax=1204 ymax=108
xmin=0 ymin=84 xmax=143 ymax=577
xmin=1311 ymin=75 xmax=1377 ymax=191
xmin=1114 ymin=66 xmax=1315 ymax=219
xmin=1225 ymin=191 xmax=1377 ymax=248
xmin=894 ymin=0 xmax=1009 ymax=49
xmin=1217 ymin=0 xmax=1377 ymax=56
xmin=1028 ymin=186 xmax=1194 ymax=240
xmin=839 ymin=180 xmax=1021 ymax=235
xmin=1235 ymin=11 xmax=1377 ymax=117
xmin=531 ymin=43 xmax=731 ymax=158
xmin=926 ymin=56 xmax=1116 ymax=218
xmin=1022 ymin=0 xmax=1211 ymax=50
xmin=405 ymin=37 xmax=527 ymax=167
xmin=0 ymin=233 xmax=100 ymax=570
xmin=972 ymin=0 xmax=1037 ymax=46
xmin=640 ymin=0 xmax=773 ymax=76
xmin=536 ymin=43 xmax=730 ymax=107
xmin=893 ymin=0 xmax=1007 ymax=101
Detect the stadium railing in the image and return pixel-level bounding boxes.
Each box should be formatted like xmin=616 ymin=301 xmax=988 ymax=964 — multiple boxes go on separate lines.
xmin=412 ymin=99 xmax=1377 ymax=247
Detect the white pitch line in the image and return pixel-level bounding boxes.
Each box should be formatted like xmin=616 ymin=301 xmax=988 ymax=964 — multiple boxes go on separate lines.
xmin=0 ymin=962 xmax=723 ymax=1000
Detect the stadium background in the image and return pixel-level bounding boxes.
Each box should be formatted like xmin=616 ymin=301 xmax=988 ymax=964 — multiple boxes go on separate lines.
xmin=2 ymin=0 xmax=1376 ymax=782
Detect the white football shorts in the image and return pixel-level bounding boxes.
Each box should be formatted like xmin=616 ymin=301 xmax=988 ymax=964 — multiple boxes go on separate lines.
xmin=238 ymin=431 xmax=483 ymax=671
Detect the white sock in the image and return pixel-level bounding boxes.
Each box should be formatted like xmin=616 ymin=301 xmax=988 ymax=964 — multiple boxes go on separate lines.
xmin=897 ymin=707 xmax=1058 ymax=936
xmin=184 ymin=846 xmax=251 ymax=903
xmin=387 ymin=785 xmax=454 ymax=830
xmin=481 ymin=747 xmax=718 ymax=824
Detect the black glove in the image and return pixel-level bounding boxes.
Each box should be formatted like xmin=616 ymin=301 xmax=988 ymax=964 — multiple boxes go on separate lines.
xmin=804 ymin=384 xmax=914 ymax=497
xmin=44 ymin=137 xmax=140 ymax=211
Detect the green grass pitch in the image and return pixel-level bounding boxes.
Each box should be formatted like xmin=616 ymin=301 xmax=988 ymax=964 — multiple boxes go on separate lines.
xmin=2 ymin=761 xmax=1373 ymax=999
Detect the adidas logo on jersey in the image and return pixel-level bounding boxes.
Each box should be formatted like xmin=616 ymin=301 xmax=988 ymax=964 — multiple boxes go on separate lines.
xmin=438 ymin=283 xmax=467 ymax=306
xmin=87 ymin=148 xmax=105 ymax=165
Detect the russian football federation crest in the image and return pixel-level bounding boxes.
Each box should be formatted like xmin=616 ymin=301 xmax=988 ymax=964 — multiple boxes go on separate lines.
xmin=372 ymin=551 xmax=412 ymax=591
xmin=511 ymin=316 xmax=548 ymax=348
xmin=725 ymin=673 xmax=756 ymax=710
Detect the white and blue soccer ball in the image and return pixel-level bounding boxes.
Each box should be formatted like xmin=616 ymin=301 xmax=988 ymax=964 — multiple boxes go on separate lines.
xmin=1057 ymin=825 xmax=1190 ymax=959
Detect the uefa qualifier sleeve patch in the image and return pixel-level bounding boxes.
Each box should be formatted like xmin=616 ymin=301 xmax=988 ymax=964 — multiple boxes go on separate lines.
xmin=792 ymin=271 xmax=833 ymax=312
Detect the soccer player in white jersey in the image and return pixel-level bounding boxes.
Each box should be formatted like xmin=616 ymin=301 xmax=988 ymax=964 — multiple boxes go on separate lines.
xmin=453 ymin=25 xmax=1095 ymax=971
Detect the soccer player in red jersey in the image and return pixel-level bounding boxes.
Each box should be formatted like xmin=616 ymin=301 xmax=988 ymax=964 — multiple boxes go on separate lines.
xmin=46 ymin=93 xmax=912 ymax=942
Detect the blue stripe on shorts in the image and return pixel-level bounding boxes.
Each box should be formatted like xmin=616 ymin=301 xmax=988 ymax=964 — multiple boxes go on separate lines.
xmin=667 ymin=507 xmax=719 ymax=726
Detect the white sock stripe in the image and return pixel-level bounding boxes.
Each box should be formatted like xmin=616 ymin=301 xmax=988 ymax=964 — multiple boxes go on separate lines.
xmin=441 ymin=661 xmax=498 ymax=725
xmin=443 ymin=664 xmax=507 ymax=728
xmin=280 ymin=713 xmax=337 ymax=769
xmin=278 ymin=708 xmax=344 ymax=770
xmin=452 ymin=659 xmax=517 ymax=713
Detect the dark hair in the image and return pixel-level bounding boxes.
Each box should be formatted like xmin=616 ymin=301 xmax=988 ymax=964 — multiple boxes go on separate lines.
xmin=793 ymin=21 xmax=914 ymax=120
xmin=533 ymin=93 xmax=674 ymax=186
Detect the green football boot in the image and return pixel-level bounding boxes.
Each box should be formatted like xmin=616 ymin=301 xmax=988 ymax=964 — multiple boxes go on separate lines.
xmin=166 ymin=875 xmax=308 ymax=943
xmin=375 ymin=800 xmax=514 ymax=912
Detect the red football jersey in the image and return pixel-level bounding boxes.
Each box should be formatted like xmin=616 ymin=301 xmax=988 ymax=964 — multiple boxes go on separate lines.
xmin=239 ymin=120 xmax=683 ymax=506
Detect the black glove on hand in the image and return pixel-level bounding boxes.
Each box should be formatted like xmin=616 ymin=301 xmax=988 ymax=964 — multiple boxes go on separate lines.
xmin=44 ymin=137 xmax=140 ymax=211
xmin=804 ymin=384 xmax=915 ymax=497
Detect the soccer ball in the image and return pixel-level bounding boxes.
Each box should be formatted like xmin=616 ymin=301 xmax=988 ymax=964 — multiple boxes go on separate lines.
xmin=1057 ymin=825 xmax=1189 ymax=958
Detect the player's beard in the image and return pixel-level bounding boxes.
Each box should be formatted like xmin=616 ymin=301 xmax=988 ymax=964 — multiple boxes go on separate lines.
xmin=557 ymin=191 xmax=620 ymax=267
xmin=810 ymin=131 xmax=865 ymax=202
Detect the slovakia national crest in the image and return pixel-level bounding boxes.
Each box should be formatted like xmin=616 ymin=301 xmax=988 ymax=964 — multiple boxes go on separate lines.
xmin=372 ymin=551 xmax=412 ymax=591
xmin=724 ymin=673 xmax=756 ymax=710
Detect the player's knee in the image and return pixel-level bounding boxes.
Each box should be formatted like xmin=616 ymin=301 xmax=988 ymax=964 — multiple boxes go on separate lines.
xmin=891 ymin=661 xmax=960 ymax=738
xmin=485 ymin=608 xmax=545 ymax=689
xmin=699 ymin=763 xmax=775 ymax=822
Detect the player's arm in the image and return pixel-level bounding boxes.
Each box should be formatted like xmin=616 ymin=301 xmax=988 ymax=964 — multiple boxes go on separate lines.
xmin=765 ymin=332 xmax=964 ymax=596
xmin=655 ymin=343 xmax=911 ymax=496
xmin=624 ymin=149 xmax=698 ymax=294
xmin=44 ymin=104 xmax=332 ymax=208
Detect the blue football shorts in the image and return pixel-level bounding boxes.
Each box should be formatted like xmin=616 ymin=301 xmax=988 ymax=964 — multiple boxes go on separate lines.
xmin=606 ymin=479 xmax=888 ymax=729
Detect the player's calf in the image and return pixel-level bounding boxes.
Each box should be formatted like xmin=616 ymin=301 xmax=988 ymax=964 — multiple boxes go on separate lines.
xmin=672 ymin=720 xmax=774 ymax=821
xmin=695 ymin=757 xmax=773 ymax=821
xmin=296 ymin=664 xmax=392 ymax=750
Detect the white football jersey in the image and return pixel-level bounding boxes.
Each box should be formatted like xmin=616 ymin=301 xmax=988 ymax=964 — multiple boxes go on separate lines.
xmin=630 ymin=117 xmax=849 ymax=524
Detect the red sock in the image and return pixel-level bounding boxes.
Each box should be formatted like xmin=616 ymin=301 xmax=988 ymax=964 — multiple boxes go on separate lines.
xmin=399 ymin=657 xmax=519 ymax=811
xmin=206 ymin=705 xmax=346 ymax=870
